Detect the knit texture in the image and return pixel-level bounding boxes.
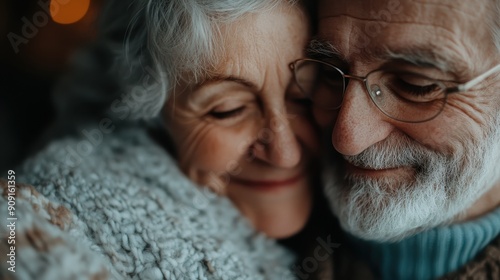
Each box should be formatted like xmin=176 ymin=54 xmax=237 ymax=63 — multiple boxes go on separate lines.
xmin=0 ymin=181 xmax=111 ymax=280
xmin=0 ymin=124 xmax=296 ymax=280
xmin=347 ymin=207 xmax=500 ymax=280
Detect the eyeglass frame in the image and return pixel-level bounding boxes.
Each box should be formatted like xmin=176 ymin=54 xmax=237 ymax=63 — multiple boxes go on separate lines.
xmin=289 ymin=58 xmax=500 ymax=123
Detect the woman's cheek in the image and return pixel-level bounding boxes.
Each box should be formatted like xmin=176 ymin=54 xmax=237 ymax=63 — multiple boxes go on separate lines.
xmin=291 ymin=114 xmax=320 ymax=156
xmin=178 ymin=121 xmax=259 ymax=185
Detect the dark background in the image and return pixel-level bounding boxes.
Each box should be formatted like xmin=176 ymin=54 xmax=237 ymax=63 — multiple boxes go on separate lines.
xmin=0 ymin=0 xmax=105 ymax=172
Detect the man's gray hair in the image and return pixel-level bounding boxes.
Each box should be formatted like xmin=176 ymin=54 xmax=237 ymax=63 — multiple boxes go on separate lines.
xmin=52 ymin=0 xmax=298 ymax=124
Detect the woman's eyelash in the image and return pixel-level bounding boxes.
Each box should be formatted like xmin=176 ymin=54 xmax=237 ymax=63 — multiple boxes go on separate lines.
xmin=209 ymin=107 xmax=245 ymax=119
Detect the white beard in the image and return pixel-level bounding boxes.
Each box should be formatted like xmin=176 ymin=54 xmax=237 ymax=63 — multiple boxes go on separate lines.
xmin=323 ymin=118 xmax=500 ymax=242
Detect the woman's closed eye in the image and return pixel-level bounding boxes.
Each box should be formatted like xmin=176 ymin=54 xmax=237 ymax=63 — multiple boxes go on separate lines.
xmin=209 ymin=106 xmax=246 ymax=119
xmin=207 ymin=102 xmax=259 ymax=127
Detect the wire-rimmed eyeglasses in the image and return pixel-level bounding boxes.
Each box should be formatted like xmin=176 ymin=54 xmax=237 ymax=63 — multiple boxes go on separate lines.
xmin=289 ymin=58 xmax=500 ymax=123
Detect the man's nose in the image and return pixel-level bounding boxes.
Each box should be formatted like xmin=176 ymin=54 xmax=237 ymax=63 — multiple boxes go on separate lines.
xmin=332 ymin=81 xmax=394 ymax=156
xmin=251 ymin=109 xmax=302 ymax=168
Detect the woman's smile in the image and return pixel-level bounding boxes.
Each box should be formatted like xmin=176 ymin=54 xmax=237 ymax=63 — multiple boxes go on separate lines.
xmin=164 ymin=5 xmax=317 ymax=238
xmin=230 ymin=172 xmax=305 ymax=191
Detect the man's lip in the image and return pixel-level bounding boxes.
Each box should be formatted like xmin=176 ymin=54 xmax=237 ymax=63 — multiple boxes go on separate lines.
xmin=230 ymin=173 xmax=305 ymax=189
xmin=346 ymin=161 xmax=404 ymax=172
xmin=345 ymin=162 xmax=406 ymax=174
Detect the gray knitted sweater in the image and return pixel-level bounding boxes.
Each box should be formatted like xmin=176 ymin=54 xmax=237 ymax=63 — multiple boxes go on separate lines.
xmin=0 ymin=125 xmax=295 ymax=280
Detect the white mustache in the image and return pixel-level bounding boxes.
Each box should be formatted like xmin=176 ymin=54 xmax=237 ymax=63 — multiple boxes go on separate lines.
xmin=323 ymin=114 xmax=500 ymax=242
xmin=343 ymin=132 xmax=446 ymax=170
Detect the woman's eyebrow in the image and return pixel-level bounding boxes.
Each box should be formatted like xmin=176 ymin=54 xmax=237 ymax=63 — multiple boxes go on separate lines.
xmin=186 ymin=75 xmax=259 ymax=108
xmin=193 ymin=75 xmax=259 ymax=92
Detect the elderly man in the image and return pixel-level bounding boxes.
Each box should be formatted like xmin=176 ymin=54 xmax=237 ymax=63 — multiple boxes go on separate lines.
xmin=291 ymin=0 xmax=500 ymax=279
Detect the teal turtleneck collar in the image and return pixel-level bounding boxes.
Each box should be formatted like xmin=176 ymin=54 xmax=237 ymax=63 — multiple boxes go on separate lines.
xmin=346 ymin=207 xmax=500 ymax=280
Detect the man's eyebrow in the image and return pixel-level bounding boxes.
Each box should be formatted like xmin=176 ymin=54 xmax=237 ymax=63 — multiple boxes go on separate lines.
xmin=306 ymin=38 xmax=344 ymax=60
xmin=380 ymin=47 xmax=463 ymax=73
xmin=307 ymin=38 xmax=465 ymax=74
xmin=193 ymin=75 xmax=259 ymax=92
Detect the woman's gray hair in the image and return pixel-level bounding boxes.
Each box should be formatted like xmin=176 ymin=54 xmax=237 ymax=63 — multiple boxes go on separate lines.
xmin=52 ymin=0 xmax=299 ymax=124
xmin=491 ymin=0 xmax=500 ymax=51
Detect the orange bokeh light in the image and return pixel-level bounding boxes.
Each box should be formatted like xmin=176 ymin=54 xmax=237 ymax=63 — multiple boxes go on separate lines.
xmin=50 ymin=0 xmax=91 ymax=24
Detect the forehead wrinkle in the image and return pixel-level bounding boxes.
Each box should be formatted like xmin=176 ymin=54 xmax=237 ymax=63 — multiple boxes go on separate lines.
xmin=320 ymin=0 xmax=488 ymax=22
xmin=309 ymin=36 xmax=460 ymax=68
xmin=318 ymin=0 xmax=491 ymax=47
xmin=307 ymin=36 xmax=381 ymax=69
xmin=317 ymin=20 xmax=475 ymax=76
xmin=412 ymin=0 xmax=477 ymax=16
xmin=320 ymin=14 xmax=459 ymax=41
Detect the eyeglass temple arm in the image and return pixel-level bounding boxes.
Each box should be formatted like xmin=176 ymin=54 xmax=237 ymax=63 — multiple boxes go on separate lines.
xmin=456 ymin=64 xmax=500 ymax=92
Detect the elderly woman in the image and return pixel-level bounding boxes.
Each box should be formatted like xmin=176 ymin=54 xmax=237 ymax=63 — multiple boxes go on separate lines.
xmin=0 ymin=0 xmax=328 ymax=279
xmin=161 ymin=10 xmax=317 ymax=239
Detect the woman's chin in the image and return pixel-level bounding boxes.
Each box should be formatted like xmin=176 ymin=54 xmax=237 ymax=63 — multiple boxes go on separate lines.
xmin=259 ymin=216 xmax=310 ymax=239
xmin=226 ymin=174 xmax=313 ymax=238
xmin=234 ymin=193 xmax=312 ymax=239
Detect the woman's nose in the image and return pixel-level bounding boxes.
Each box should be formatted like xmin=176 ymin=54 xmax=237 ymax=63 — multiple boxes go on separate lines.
xmin=251 ymin=109 xmax=302 ymax=168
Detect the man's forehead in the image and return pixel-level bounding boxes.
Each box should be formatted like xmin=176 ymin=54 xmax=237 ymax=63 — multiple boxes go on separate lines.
xmin=317 ymin=0 xmax=490 ymax=40
xmin=318 ymin=0 xmax=487 ymax=20
xmin=316 ymin=0 xmax=493 ymax=72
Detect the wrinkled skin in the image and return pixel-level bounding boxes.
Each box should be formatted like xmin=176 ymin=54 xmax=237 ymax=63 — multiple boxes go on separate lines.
xmin=164 ymin=6 xmax=319 ymax=238
xmin=317 ymin=0 xmax=500 ymax=241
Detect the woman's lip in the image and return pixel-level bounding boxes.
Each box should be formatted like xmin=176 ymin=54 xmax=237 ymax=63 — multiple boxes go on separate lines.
xmin=230 ymin=173 xmax=304 ymax=190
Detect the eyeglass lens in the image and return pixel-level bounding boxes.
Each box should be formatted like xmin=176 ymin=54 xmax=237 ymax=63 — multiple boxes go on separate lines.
xmin=293 ymin=59 xmax=448 ymax=122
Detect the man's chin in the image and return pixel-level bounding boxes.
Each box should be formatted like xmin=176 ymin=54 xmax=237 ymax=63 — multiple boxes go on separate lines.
xmin=325 ymin=178 xmax=451 ymax=242
xmin=333 ymin=202 xmax=421 ymax=242
xmin=336 ymin=211 xmax=426 ymax=242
